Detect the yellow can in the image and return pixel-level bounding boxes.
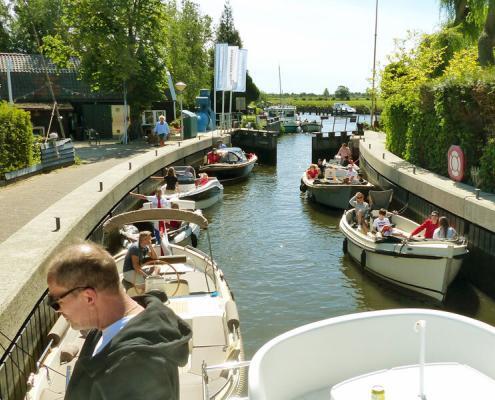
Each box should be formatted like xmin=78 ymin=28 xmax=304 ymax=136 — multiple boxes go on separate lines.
xmin=371 ymin=385 xmax=385 ymax=400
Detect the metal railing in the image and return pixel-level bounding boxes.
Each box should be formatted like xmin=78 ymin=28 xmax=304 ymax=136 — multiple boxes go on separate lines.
xmin=0 ymin=293 xmax=57 ymax=400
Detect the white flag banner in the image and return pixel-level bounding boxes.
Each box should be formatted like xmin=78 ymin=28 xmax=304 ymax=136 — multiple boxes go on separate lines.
xmin=226 ymin=46 xmax=239 ymax=91
xmin=233 ymin=49 xmax=248 ymax=92
xmin=166 ymin=70 xmax=177 ymax=101
xmin=214 ymin=43 xmax=229 ymax=91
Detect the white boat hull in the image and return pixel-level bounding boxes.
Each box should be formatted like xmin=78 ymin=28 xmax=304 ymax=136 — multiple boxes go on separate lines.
xmin=340 ymin=210 xmax=468 ymax=301
xmin=248 ymin=309 xmax=495 ymax=400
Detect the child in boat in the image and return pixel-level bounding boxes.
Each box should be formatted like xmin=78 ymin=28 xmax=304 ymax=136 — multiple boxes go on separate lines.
xmin=373 ymin=209 xmax=407 ymax=238
xmin=306 ymin=164 xmax=320 ymax=180
xmin=196 ymin=172 xmax=209 ymax=187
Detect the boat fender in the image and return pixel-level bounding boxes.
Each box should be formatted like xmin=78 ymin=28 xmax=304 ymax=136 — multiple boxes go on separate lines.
xmin=226 ymin=300 xmax=240 ymax=332
xmin=191 ymin=232 xmax=198 ymax=248
xmin=300 ymin=179 xmax=307 ymax=193
xmin=360 ymin=250 xmax=366 ymax=268
xmin=343 ymin=238 xmax=348 ymax=254
xmin=47 ymin=316 xmax=70 ymax=346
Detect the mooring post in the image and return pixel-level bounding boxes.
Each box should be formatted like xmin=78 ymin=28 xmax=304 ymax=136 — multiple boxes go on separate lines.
xmin=155 ymin=150 xmax=158 ymax=156
xmin=99 ymin=182 xmax=103 ymax=192
xmin=128 ymin=162 xmax=132 ymax=170
xmin=475 ymin=188 xmax=480 ymax=199
xmin=54 ymin=217 xmax=60 ymax=231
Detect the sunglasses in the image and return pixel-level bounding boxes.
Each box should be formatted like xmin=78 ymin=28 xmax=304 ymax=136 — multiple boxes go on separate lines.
xmin=47 ymin=286 xmax=93 ymax=311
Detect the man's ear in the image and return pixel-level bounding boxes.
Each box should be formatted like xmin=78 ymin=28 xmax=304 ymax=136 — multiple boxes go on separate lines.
xmin=83 ymin=288 xmax=97 ymax=305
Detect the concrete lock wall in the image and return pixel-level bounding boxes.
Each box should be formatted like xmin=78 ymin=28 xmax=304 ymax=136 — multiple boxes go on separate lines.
xmin=0 ymin=132 xmax=228 ymax=350
xmin=359 ymin=131 xmax=495 ymax=296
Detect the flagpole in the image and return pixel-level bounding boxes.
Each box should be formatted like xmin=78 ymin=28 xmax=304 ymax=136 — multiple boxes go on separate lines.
xmin=229 ymin=91 xmax=233 ymax=130
xmin=370 ymin=0 xmax=379 ymax=128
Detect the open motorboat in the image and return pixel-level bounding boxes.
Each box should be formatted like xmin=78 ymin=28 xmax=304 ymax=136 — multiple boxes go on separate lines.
xmin=199 ymin=147 xmax=257 ymax=183
xmin=248 ymin=308 xmax=495 ymax=399
xmin=266 ymin=105 xmax=298 ymax=133
xmin=300 ymin=120 xmax=321 ymax=133
xmin=301 ymin=160 xmax=373 ymax=209
xmin=339 ymin=190 xmax=469 ymax=301
xmin=25 ymin=208 xmax=246 ymax=400
xmin=167 ymin=166 xmax=224 ymax=209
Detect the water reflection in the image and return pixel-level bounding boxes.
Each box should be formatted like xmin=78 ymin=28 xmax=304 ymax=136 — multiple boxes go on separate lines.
xmin=197 ymin=133 xmax=495 ymax=358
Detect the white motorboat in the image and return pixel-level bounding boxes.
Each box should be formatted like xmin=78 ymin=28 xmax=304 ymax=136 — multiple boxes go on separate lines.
xmin=163 ymin=166 xmax=224 ymax=210
xmin=26 ymin=208 xmax=245 ymax=400
xmin=248 ymin=309 xmax=495 ymax=399
xmin=199 ymin=148 xmax=257 ymax=183
xmin=301 ymin=161 xmax=373 ymax=209
xmin=339 ymin=190 xmax=469 ymax=301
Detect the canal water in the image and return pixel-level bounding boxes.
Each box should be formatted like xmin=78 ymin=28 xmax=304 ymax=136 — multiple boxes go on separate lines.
xmin=197 ymin=133 xmax=495 ymax=358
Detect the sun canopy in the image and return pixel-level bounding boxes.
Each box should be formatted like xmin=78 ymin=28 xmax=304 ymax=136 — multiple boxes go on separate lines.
xmin=103 ymin=209 xmax=208 ymax=232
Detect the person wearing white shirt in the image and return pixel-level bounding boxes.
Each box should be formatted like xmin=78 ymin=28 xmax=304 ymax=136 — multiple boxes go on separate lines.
xmin=432 ymin=216 xmax=457 ymax=239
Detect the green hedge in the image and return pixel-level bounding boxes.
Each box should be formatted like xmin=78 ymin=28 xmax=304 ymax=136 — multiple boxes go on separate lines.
xmin=0 ymin=102 xmax=34 ymax=176
xmin=382 ymin=78 xmax=495 ymax=190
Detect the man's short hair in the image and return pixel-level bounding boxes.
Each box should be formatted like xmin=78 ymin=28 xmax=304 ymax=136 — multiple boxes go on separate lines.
xmin=378 ymin=208 xmax=387 ymax=216
xmin=47 ymin=242 xmax=120 ymax=293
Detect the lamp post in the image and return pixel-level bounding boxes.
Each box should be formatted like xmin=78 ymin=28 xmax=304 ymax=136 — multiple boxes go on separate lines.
xmin=175 ymin=81 xmax=187 ymax=140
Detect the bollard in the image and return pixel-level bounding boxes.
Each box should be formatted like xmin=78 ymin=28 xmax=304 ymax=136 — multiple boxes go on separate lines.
xmin=475 ymin=188 xmax=480 ymax=199
xmin=128 ymin=162 xmax=132 ymax=170
xmin=54 ymin=217 xmax=60 ymax=232
xmin=155 ymin=150 xmax=158 ymax=156
xmin=382 ymin=153 xmax=385 ymax=159
xmin=369 ymin=144 xmax=371 ymax=149
xmin=178 ymin=142 xmax=181 ymax=147
xmin=413 ymin=166 xmax=416 ymax=174
xmin=99 ymin=182 xmax=103 ymax=192
xmin=363 ymin=137 xmax=366 ymax=142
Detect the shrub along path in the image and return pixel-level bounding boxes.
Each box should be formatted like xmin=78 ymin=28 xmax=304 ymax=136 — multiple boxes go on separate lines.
xmin=0 ymin=140 xmax=152 ymax=244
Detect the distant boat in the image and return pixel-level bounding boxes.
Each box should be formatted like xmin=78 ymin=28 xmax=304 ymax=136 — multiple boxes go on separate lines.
xmin=300 ymin=120 xmax=321 ymax=133
xmin=266 ymin=105 xmax=299 ymax=133
xmin=333 ymin=102 xmax=356 ymax=115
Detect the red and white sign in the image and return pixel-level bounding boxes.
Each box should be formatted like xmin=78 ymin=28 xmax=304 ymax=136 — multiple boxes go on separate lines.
xmin=448 ymin=145 xmax=465 ymax=182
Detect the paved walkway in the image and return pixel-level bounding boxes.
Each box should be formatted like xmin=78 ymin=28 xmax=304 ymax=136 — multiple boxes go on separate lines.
xmin=0 ymin=139 xmax=155 ymax=244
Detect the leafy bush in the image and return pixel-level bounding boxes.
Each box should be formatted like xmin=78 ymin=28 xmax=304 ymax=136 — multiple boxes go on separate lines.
xmin=479 ymin=138 xmax=495 ymax=192
xmin=0 ymin=102 xmax=34 ymax=176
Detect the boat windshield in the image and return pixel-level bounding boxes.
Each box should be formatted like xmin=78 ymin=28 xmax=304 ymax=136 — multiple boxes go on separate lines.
xmin=174 ymin=166 xmax=196 ymax=184
xmin=218 ymin=148 xmax=247 ymax=163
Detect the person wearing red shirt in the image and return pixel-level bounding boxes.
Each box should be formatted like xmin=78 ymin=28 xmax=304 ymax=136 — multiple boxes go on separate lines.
xmin=206 ymin=148 xmax=221 ymax=164
xmin=409 ymin=211 xmax=439 ymax=239
xmin=306 ymin=164 xmax=320 ymax=180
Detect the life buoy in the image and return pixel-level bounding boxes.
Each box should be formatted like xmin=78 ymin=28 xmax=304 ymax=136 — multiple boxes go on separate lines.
xmin=343 ymin=238 xmax=348 ymax=254
xmin=448 ymin=145 xmax=465 ymax=182
xmin=360 ymin=250 xmax=366 ymax=268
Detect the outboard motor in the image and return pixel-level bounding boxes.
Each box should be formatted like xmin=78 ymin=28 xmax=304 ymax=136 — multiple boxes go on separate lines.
xmin=196 ymin=89 xmax=215 ymax=132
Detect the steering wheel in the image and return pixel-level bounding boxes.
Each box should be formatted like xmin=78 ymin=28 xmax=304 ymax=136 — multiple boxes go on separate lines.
xmin=142 ymin=260 xmax=181 ymax=297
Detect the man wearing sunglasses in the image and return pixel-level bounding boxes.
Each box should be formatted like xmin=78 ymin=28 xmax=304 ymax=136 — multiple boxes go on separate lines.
xmin=46 ymin=242 xmax=191 ymax=400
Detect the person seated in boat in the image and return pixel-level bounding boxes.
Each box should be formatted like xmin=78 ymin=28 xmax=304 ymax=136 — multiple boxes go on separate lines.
xmin=195 ymin=172 xmax=209 ymax=187
xmin=216 ymin=139 xmax=227 ymax=149
xmin=206 ymin=147 xmax=221 ymax=164
xmin=46 ymin=242 xmax=191 ymax=399
xmin=342 ymin=155 xmax=351 ymax=167
xmin=122 ymin=230 xmax=159 ymax=288
xmin=129 ymin=187 xmax=176 ymax=244
xmin=372 ymin=209 xmax=407 ymax=238
xmin=324 ymin=164 xmax=340 ymax=182
xmin=306 ymin=164 xmax=320 ymax=180
xmin=349 ymin=192 xmax=370 ymax=233
xmin=317 ymin=159 xmax=326 ymax=178
xmin=342 ymin=164 xmax=359 ymax=184
xmin=432 ymin=216 xmax=457 ymax=240
xmin=336 ymin=142 xmax=352 ymax=164
xmin=409 ymin=210 xmax=439 ymax=239
xmin=166 ymin=203 xmax=182 ymax=231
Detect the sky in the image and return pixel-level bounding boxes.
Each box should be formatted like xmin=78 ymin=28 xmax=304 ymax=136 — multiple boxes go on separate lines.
xmin=197 ymin=0 xmax=445 ymax=94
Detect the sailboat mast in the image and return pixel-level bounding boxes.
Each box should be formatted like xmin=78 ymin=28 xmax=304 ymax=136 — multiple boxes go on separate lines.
xmin=370 ymin=0 xmax=379 ymax=128
xmin=278 ymin=65 xmax=282 ymax=105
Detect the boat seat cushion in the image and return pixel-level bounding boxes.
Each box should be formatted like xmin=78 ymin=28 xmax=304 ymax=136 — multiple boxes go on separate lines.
xmin=192 ymin=315 xmax=227 ymax=347
xmin=182 ymin=271 xmax=215 ymax=293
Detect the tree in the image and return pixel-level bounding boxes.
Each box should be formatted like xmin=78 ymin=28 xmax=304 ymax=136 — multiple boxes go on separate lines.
xmin=216 ymin=0 xmax=242 ymax=47
xmin=0 ymin=0 xmax=12 ymax=51
xmin=323 ymin=88 xmax=330 ymax=97
xmin=10 ymin=0 xmax=66 ymax=53
xmin=334 ymin=85 xmax=351 ymax=100
xmin=439 ymin=0 xmax=495 ymax=65
xmin=164 ymin=0 xmax=213 ymax=107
